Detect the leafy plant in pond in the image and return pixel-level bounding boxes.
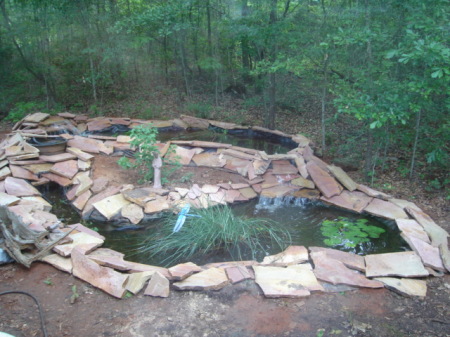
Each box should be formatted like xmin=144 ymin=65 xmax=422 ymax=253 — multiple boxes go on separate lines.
xmin=320 ymin=217 xmax=385 ymax=249
xmin=137 ymin=205 xmax=291 ymax=266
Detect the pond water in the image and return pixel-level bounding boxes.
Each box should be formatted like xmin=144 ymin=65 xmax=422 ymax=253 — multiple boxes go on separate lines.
xmin=43 ymin=186 xmax=408 ymax=267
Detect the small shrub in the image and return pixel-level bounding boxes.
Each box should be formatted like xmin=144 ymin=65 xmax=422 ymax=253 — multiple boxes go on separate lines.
xmin=138 ymin=205 xmax=291 ymax=266
xmin=321 ymin=217 xmax=385 ymax=249
xmin=5 ymin=101 xmax=45 ymax=122
xmin=186 ymin=102 xmax=212 ymax=119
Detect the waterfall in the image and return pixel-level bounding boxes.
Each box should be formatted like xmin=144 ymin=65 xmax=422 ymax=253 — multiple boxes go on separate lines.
xmin=255 ymin=195 xmax=312 ymax=213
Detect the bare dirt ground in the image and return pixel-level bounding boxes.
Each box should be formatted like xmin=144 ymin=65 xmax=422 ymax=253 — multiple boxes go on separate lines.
xmin=1 ymin=114 xmax=449 ymax=337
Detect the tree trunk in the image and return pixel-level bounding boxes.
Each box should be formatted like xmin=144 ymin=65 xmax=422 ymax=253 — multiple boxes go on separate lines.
xmin=409 ymin=109 xmax=421 ymax=180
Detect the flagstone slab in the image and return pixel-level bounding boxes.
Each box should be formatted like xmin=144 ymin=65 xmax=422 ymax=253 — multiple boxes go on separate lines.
xmin=401 ymin=234 xmax=445 ymax=272
xmin=225 ymin=265 xmax=253 ymax=284
xmin=39 ymin=115 xmax=65 ymax=126
xmin=73 ymin=171 xmax=93 ymax=196
xmin=253 ymin=265 xmax=317 ymax=298
xmin=24 ymin=112 xmax=49 ymax=123
xmin=144 ymin=198 xmax=170 ymax=214
xmin=306 ymin=161 xmax=343 ymax=198
xmin=31 ymin=177 xmax=50 ymax=186
xmin=91 ymin=177 xmax=109 ymax=194
xmin=291 ymin=134 xmax=311 ymax=147
xmin=126 ymin=271 xmax=154 ymax=294
xmin=93 ymin=193 xmax=131 ymax=220
xmin=71 ymin=248 xmax=128 ymax=299
xmin=144 ymin=272 xmax=170 ymax=298
xmin=225 ymin=189 xmax=241 ymax=203
xmin=172 ymin=267 xmax=229 ymax=291
xmin=0 ymin=160 xmax=8 ymax=169
xmin=253 ymin=159 xmax=271 ymax=175
xmin=54 ymin=232 xmax=104 ymax=257
xmin=357 ymin=184 xmax=391 ymax=200
xmin=121 ymin=188 xmax=157 ymax=207
xmin=87 ymin=248 xmax=131 ymax=271
xmin=121 ymin=203 xmax=144 ymax=224
xmin=395 ymin=219 xmax=430 ymax=243
xmin=67 ymin=223 xmax=105 ymax=240
xmin=124 ymin=261 xmax=171 ymax=279
xmin=87 ymin=119 xmax=111 ymax=132
xmin=290 ymin=177 xmax=315 ymax=189
xmin=9 ymin=165 xmax=39 ymax=181
xmin=39 ymin=153 xmax=77 ymax=163
xmin=164 ymin=145 xmax=195 ymax=165
xmin=262 ymin=246 xmax=309 ymax=266
xmin=208 ymin=190 xmax=226 ymax=204
xmin=4 ymin=177 xmax=40 ymax=196
xmin=82 ymin=186 xmax=121 ymax=218
xmin=239 ymin=187 xmax=257 ymax=199
xmin=21 ymin=163 xmax=53 ymax=174
xmin=389 ymin=198 xmax=422 ymax=212
xmin=309 ymin=247 xmax=365 ymax=272
xmin=77 ymin=159 xmax=91 ymax=171
xmin=327 ymin=165 xmax=358 ymax=191
xmin=405 ymin=207 xmax=449 ymax=247
xmin=0 ymin=192 xmax=20 ymax=207
xmin=311 ymin=251 xmax=383 ymax=288
xmin=365 ymin=251 xmax=429 ymax=278
xmin=321 ymin=190 xmax=373 ymax=214
xmin=66 ymin=147 xmax=94 ymax=161
xmin=261 ymin=185 xmax=298 ymax=198
xmin=18 ymin=196 xmax=52 ymax=211
xmin=375 ymin=277 xmax=427 ymax=297
xmin=41 ymin=172 xmax=72 ymax=187
xmin=364 ymin=198 xmax=408 ymax=220
xmin=58 ymin=112 xmax=76 ymax=118
xmin=73 ymin=190 xmax=92 ymax=211
xmin=169 ymin=262 xmax=203 ymax=281
xmin=0 ymin=166 xmax=11 ymax=180
xmin=67 ymin=136 xmax=104 ymax=154
xmin=41 ymin=254 xmax=73 ymax=274
xmin=192 ymin=153 xmax=226 ymax=167
xmin=272 ymin=162 xmax=298 ymax=175
xmin=201 ymin=184 xmax=220 ymax=194
xmin=50 ymin=160 xmax=79 ymax=179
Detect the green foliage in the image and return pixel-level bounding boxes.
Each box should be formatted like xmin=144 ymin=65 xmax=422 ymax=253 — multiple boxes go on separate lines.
xmin=185 ymin=102 xmax=213 ymax=119
xmin=321 ymin=217 xmax=385 ymax=249
xmin=118 ymin=124 xmax=160 ymax=183
xmin=70 ymin=285 xmax=79 ymax=304
xmin=178 ymin=172 xmax=194 ymax=184
xmin=5 ymin=101 xmax=45 ymax=122
xmin=43 ymin=277 xmax=53 ymax=286
xmin=138 ymin=205 xmax=291 ymax=266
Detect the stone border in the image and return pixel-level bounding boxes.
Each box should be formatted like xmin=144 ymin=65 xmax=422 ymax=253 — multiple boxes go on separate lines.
xmin=0 ymin=112 xmax=448 ymax=299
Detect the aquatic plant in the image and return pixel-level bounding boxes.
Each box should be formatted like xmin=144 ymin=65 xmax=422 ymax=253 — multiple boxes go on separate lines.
xmin=320 ymin=217 xmax=385 ymax=249
xmin=138 ymin=205 xmax=291 ymax=266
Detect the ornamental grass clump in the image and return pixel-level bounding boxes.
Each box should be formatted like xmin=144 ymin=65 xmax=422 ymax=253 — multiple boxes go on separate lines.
xmin=138 ymin=205 xmax=291 ymax=266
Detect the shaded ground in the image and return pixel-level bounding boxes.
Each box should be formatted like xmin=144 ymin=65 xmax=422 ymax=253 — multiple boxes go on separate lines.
xmin=0 ymin=263 xmax=449 ymax=337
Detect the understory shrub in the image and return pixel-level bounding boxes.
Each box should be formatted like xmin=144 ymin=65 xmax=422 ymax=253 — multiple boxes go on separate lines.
xmin=138 ymin=205 xmax=292 ymax=266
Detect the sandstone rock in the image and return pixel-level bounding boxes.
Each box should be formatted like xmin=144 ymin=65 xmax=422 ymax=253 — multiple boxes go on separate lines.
xmin=261 ymin=185 xmax=297 ymax=198
xmin=225 ymin=189 xmax=241 ymax=203
xmin=67 ymin=223 xmax=105 ymax=240
xmin=73 ymin=190 xmax=92 ymax=211
xmin=121 ymin=203 xmax=144 ymax=224
xmin=67 ymin=136 xmax=104 ymax=154
xmin=39 ymin=153 xmax=77 ymax=163
xmin=4 ymin=177 xmax=40 ymax=196
xmin=126 ymin=271 xmax=154 ymax=294
xmin=166 ymin=146 xmax=197 ymax=165
xmin=0 ymin=192 xmax=20 ymax=207
xmin=192 ymin=153 xmax=226 ymax=167
xmin=201 ymin=184 xmax=220 ymax=194
xmin=24 ymin=112 xmax=49 ymax=123
xmin=18 ymin=196 xmax=52 ymax=211
xmin=124 ymin=261 xmax=171 ymax=279
xmin=290 ymin=177 xmax=315 ymax=189
xmin=253 ymin=159 xmax=271 ymax=175
xmin=291 ymin=189 xmax=321 ymax=199
xmin=395 ymin=219 xmax=430 ymax=243
xmin=225 ymin=265 xmax=253 ymax=284
xmin=375 ymin=277 xmax=427 ymax=297
xmin=364 ymin=198 xmax=408 ymax=220
xmin=41 ymin=254 xmax=72 ymax=274
xmin=401 ymin=234 xmax=445 ymax=272
xmin=357 ymin=184 xmax=391 ymax=200
xmin=71 ymin=248 xmax=128 ymax=298
xmin=87 ymin=248 xmax=131 ymax=271
xmin=239 ymin=187 xmax=257 ymax=199
xmin=66 ymin=147 xmax=94 ymax=161
xmin=82 ymin=186 xmax=121 ymax=218
xmin=306 ymin=161 xmax=343 ymax=198
xmin=50 ymin=160 xmax=79 ymax=179
xmin=311 ymin=251 xmax=383 ymax=288
xmin=175 ymin=187 xmax=190 ymax=197
xmin=327 ymin=165 xmax=358 ymax=191
xmin=87 ymin=119 xmax=111 ymax=132
xmin=169 ymin=262 xmax=202 ymax=281
xmin=144 ymin=272 xmax=170 ymax=298
xmin=41 ymin=172 xmax=72 ymax=187
xmin=53 ymin=232 xmax=104 ymax=257
xmin=9 ymin=165 xmax=39 ymax=181
xmin=77 ymin=159 xmax=91 ymax=171
xmin=122 ymin=187 xmax=157 ymax=206
xmin=309 ymin=247 xmax=366 ymax=272
xmin=144 ymin=198 xmax=170 ymax=214
xmin=73 ymin=171 xmax=93 ymax=197
xmin=262 ymin=246 xmax=309 ymax=266
xmin=320 ymin=190 xmax=373 ymax=214
xmin=271 ymin=161 xmax=298 ymax=175
xmin=365 ymin=251 xmax=429 ymax=278
xmin=389 ymin=198 xmax=422 ymax=212
xmin=172 ymin=267 xmax=229 ymax=291
xmin=93 ymin=194 xmax=131 ymax=220
xmin=21 ymin=163 xmax=53 ymax=174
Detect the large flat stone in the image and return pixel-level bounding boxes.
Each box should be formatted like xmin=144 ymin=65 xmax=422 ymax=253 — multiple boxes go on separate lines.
xmin=0 ymin=192 xmax=20 ymax=207
xmin=121 ymin=203 xmax=144 ymax=224
xmin=67 ymin=223 xmax=105 ymax=240
xmin=172 ymin=267 xmax=229 ymax=291
xmin=71 ymin=248 xmax=128 ymax=298
xmin=225 ymin=265 xmax=253 ymax=284
xmin=50 ymin=160 xmax=79 ymax=179
xmin=294 ymin=156 xmax=308 ymax=178
xmin=309 ymin=247 xmax=365 ymax=272
xmin=144 ymin=272 xmax=170 ymax=298
xmin=126 ymin=271 xmax=154 ymax=294
xmin=87 ymin=248 xmax=131 ymax=271
xmin=9 ymin=165 xmax=39 ymax=181
xmin=93 ymin=193 xmax=131 ymax=220
xmin=401 ymin=234 xmax=445 ymax=272
xmin=239 ymin=187 xmax=257 ymax=199
xmin=39 ymin=153 xmax=77 ymax=163
xmin=144 ymin=197 xmax=170 ymax=214
xmin=306 ymin=161 xmax=343 ymax=198
xmin=66 ymin=147 xmax=94 ymax=161
xmin=167 ymin=146 xmax=197 ymax=165
xmin=4 ymin=177 xmax=40 ymax=197
xmin=327 ymin=165 xmax=358 ymax=191
xmin=0 ymin=166 xmax=11 ymax=180
xmin=91 ymin=177 xmax=109 ymax=194
xmin=82 ymin=185 xmax=121 ymax=218
xmin=375 ymin=277 xmax=427 ymax=297
xmin=364 ymin=198 xmax=409 ymax=220
xmin=389 ymin=198 xmax=422 ymax=212
xmin=365 ymin=251 xmax=429 ymax=278
xmin=262 ymin=246 xmax=309 ymax=266
xmin=260 ymin=185 xmax=298 ymax=198
xmin=395 ymin=219 xmax=430 ymax=243
xmin=311 ymin=251 xmax=383 ymax=288
xmin=357 ymin=184 xmax=391 ymax=200
xmin=19 ymin=196 xmax=52 ymax=211
xmin=53 ymin=232 xmax=104 ymax=257
xmin=7 ymin=204 xmax=59 ymax=231
xmin=253 ymin=265 xmax=322 ymax=298
xmin=320 ymin=190 xmax=373 ymax=213
xmin=122 ymin=188 xmax=157 ymax=206
xmin=168 ymin=262 xmax=202 ymax=281
xmin=122 ymin=261 xmax=171 ymax=279
xmin=73 ymin=171 xmax=93 ymax=197
xmin=290 ymin=177 xmax=315 ymax=189
xmin=41 ymin=254 xmax=73 ymax=274
xmin=67 ymin=136 xmax=104 ymax=154
xmin=24 ymin=112 xmax=49 ymax=123
xmin=41 ymin=172 xmax=72 ymax=187
xmin=192 ymin=153 xmax=226 ymax=167
xmin=73 ymin=190 xmax=92 ymax=211
xmin=21 ymin=163 xmax=53 ymax=174
xmin=271 ymin=161 xmax=298 ymax=175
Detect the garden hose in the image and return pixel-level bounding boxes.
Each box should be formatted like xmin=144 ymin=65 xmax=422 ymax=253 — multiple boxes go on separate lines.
xmin=0 ymin=291 xmax=48 ymax=337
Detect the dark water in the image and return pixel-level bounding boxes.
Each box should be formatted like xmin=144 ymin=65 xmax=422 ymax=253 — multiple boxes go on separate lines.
xmin=44 ymin=186 xmax=408 ymax=267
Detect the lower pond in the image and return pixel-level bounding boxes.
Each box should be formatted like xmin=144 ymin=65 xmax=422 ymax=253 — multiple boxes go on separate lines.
xmin=43 ymin=186 xmax=408 ymax=267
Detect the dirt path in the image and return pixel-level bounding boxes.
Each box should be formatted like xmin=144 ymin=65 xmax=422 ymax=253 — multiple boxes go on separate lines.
xmin=0 ymin=262 xmax=449 ymax=337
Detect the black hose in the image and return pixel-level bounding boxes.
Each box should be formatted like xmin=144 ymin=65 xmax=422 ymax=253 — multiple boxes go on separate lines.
xmin=0 ymin=290 xmax=48 ymax=337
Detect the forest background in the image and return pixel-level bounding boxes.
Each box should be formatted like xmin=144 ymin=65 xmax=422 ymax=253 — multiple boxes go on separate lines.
xmin=0 ymin=0 xmax=448 ymax=196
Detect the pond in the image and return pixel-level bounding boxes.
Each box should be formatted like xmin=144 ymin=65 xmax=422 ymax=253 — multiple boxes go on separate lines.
xmin=43 ymin=186 xmax=408 ymax=267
